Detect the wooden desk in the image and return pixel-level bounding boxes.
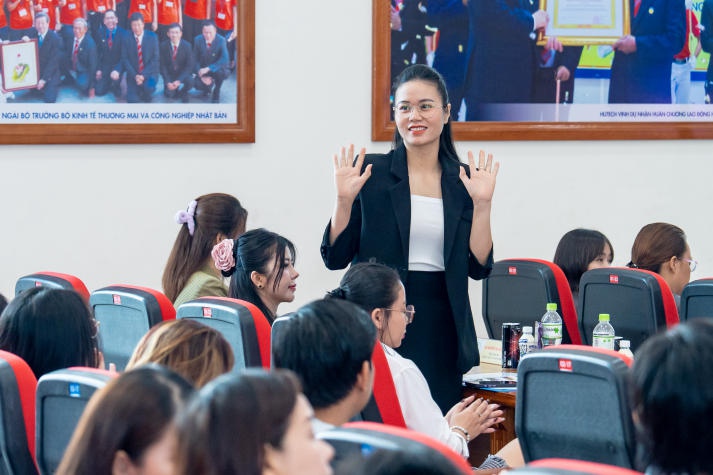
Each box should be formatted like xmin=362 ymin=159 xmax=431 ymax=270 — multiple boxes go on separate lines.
xmin=463 ymin=364 xmax=517 ymax=465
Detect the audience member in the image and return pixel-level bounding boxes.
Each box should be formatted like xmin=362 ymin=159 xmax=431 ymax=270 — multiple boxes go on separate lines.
xmin=95 ymin=9 xmax=126 ymax=98
xmin=56 ymin=365 xmax=194 ymax=475
xmin=628 ymin=222 xmax=694 ymax=305
xmin=272 ymin=299 xmax=376 ymax=432
xmin=160 ymin=23 xmax=193 ymax=103
xmin=122 ymin=12 xmax=159 ymax=103
xmin=63 ymin=18 xmax=98 ymax=98
xmin=28 ymin=12 xmax=62 ymax=103
xmin=212 ymin=228 xmax=299 ymax=324
xmin=553 ymin=228 xmax=614 ymax=304
xmin=630 ymin=318 xmax=713 ymax=474
xmin=192 ymin=20 xmax=229 ymax=103
xmin=126 ymin=319 xmax=234 ymax=387
xmin=175 ymin=368 xmax=334 ymax=475
xmin=0 ymin=287 xmax=100 ymax=378
xmin=326 ymin=262 xmax=506 ymax=466
xmin=162 ymin=193 xmax=247 ymax=308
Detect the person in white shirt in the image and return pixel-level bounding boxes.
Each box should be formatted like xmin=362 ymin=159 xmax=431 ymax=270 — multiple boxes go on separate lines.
xmin=327 ymin=262 xmax=514 ymax=466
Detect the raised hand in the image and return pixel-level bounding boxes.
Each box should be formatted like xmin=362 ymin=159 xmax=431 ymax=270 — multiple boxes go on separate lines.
xmin=333 ymin=144 xmax=372 ymax=204
xmin=459 ymin=150 xmax=500 ymax=203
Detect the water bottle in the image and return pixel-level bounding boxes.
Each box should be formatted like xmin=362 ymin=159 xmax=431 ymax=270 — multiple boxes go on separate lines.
xmin=518 ymin=326 xmax=536 ymax=357
xmin=540 ymin=303 xmax=562 ymax=347
xmin=618 ymin=339 xmax=634 ymax=359
xmin=592 ymin=313 xmax=616 ymax=350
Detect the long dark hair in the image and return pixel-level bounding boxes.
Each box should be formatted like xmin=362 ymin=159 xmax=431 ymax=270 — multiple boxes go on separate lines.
xmin=175 ymin=369 xmax=301 ymax=475
xmin=222 ymin=228 xmax=296 ymax=322
xmin=553 ymin=229 xmax=614 ymax=294
xmin=0 ymin=287 xmax=99 ymax=378
xmin=391 ymin=64 xmax=460 ymax=164
xmin=163 ymin=193 xmax=247 ymax=302
xmin=57 ymin=365 xmax=194 ymax=475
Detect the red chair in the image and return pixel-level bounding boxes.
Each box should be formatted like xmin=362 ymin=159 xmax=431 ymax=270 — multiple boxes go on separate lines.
xmin=509 ymin=458 xmax=643 ymax=474
xmin=15 ymin=272 xmax=90 ymax=302
xmin=89 ymin=285 xmax=176 ymax=370
xmin=516 ymin=345 xmax=635 ymax=468
xmin=176 ymin=297 xmax=271 ymax=369
xmin=483 ymin=259 xmax=581 ymax=344
xmin=359 ymin=343 xmax=406 ymax=428
xmin=578 ymin=267 xmax=679 ymax=350
xmin=0 ymin=350 xmax=38 ymax=475
xmin=35 ymin=367 xmax=116 ymax=475
xmin=320 ymin=421 xmax=472 ymax=475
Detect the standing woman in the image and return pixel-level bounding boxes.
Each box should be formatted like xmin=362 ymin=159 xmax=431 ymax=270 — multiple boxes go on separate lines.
xmin=321 ymin=64 xmax=499 ymax=412
xmin=163 ymin=193 xmax=247 ymax=308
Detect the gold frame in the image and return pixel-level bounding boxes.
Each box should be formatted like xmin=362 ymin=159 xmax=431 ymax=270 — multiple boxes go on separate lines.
xmin=0 ymin=0 xmax=255 ymax=144
xmin=537 ymin=0 xmax=631 ymax=46
xmin=372 ymin=0 xmax=713 ymax=141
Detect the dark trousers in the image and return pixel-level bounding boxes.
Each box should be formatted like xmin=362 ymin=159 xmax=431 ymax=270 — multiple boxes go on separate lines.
xmin=127 ymin=75 xmax=157 ymax=102
xmin=193 ymin=69 xmax=226 ymax=102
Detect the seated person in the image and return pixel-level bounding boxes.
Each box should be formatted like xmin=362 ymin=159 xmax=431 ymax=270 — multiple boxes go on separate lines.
xmin=0 ymin=287 xmax=101 ymax=378
xmin=175 ymin=369 xmax=334 ymax=475
xmin=160 ymin=23 xmax=193 ymax=102
xmin=63 ymin=18 xmax=98 ymax=97
xmin=95 ymin=9 xmax=126 ymax=98
xmin=271 ymin=299 xmax=376 ymax=432
xmin=163 ymin=193 xmax=247 ymax=308
xmin=122 ymin=12 xmax=159 ymax=102
xmin=553 ymin=228 xmax=614 ymax=306
xmin=57 ymin=365 xmax=194 ymax=474
xmin=326 ymin=262 xmax=506 ymax=464
xmin=628 ymin=222 xmax=695 ymax=306
xmin=126 ymin=318 xmax=234 ymax=387
xmin=630 ymin=318 xmax=713 ymax=474
xmin=192 ymin=19 xmax=228 ymax=103
xmin=212 ymin=228 xmax=299 ymax=324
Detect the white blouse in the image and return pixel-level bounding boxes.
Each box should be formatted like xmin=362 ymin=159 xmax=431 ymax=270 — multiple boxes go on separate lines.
xmin=408 ymin=195 xmax=445 ymax=271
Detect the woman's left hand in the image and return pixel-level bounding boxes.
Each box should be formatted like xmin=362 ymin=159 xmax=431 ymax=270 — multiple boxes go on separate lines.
xmin=459 ymin=150 xmax=500 ymax=202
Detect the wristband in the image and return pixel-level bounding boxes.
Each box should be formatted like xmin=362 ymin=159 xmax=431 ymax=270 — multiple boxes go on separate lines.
xmin=450 ymin=425 xmax=470 ymax=443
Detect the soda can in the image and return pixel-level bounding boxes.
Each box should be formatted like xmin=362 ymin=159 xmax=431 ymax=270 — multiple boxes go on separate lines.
xmin=501 ymin=323 xmax=522 ymax=369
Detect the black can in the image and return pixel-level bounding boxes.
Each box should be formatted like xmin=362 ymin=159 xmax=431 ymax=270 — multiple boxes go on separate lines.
xmin=502 ymin=323 xmax=522 ymax=369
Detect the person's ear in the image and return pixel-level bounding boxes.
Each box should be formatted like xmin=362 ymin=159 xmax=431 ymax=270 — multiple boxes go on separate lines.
xmin=356 ymin=360 xmax=372 ymax=392
xmin=667 ymin=256 xmax=679 ymax=273
xmin=370 ymin=308 xmax=385 ymax=330
xmin=444 ymin=102 xmax=451 ymax=124
xmin=250 ymin=271 xmax=265 ymax=289
xmin=263 ymin=444 xmax=283 ymax=475
xmin=111 ymin=451 xmax=138 ymax=475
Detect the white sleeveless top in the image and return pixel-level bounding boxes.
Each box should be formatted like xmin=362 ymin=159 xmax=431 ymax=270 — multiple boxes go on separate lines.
xmin=408 ymin=195 xmax=445 ymax=271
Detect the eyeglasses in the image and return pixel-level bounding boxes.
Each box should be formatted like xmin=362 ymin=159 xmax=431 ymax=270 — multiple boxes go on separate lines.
xmin=385 ymin=305 xmax=415 ymax=324
xmin=392 ymin=102 xmax=445 ymax=116
xmin=681 ymin=258 xmax=698 ymax=272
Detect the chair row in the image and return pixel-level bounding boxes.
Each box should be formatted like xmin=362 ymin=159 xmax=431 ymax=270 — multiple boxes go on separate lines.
xmin=481 ymin=259 xmax=713 ymax=350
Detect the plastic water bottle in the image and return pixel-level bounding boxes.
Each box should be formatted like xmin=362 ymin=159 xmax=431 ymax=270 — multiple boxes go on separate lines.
xmin=592 ymin=313 xmax=616 ymax=350
xmin=618 ymin=339 xmax=634 ymax=359
xmin=518 ymin=326 xmax=536 ymax=357
xmin=541 ymin=303 xmax=562 ymax=347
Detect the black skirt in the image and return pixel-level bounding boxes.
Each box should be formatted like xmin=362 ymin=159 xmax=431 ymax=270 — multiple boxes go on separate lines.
xmin=399 ymin=270 xmax=461 ymax=414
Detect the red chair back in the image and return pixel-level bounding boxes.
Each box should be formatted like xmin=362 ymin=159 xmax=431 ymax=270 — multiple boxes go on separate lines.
xmin=359 ymin=343 xmax=406 ymax=428
xmin=15 ymin=272 xmax=90 ymax=302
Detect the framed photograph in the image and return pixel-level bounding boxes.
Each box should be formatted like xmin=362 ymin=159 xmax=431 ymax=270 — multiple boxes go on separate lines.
xmin=1 ymin=41 xmax=40 ymax=91
xmin=537 ymin=0 xmax=631 ymax=46
xmin=0 ymin=0 xmax=254 ymax=144
xmin=373 ymin=0 xmax=713 ymax=141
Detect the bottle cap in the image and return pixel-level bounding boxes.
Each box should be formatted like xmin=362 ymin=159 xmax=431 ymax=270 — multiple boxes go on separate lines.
xmin=523 ymin=326 xmax=533 ymax=333
xmin=546 ymin=303 xmax=557 ymax=311
xmin=598 ymin=313 xmax=610 ymax=321
xmin=620 ymin=339 xmax=630 ymax=348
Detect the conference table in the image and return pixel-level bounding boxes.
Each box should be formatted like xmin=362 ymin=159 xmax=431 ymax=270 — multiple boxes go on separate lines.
xmin=462 ymin=363 xmax=517 ymax=466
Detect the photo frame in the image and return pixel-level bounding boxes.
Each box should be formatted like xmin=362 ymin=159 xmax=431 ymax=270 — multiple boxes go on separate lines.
xmin=537 ymin=0 xmax=631 ymax=46
xmin=373 ymin=0 xmax=713 ymax=141
xmin=1 ymin=41 xmax=40 ymax=91
xmin=0 ymin=0 xmax=254 ymax=144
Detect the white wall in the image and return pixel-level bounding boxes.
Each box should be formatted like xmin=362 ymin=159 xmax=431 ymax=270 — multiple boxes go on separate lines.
xmin=2 ymin=0 xmax=712 ymax=339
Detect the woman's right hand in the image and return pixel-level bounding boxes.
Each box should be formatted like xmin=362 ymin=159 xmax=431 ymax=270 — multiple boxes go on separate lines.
xmin=333 ymin=144 xmax=372 ymax=204
xmin=450 ymin=397 xmax=505 ymax=440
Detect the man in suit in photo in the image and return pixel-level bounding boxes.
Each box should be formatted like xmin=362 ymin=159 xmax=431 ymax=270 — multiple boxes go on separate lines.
xmin=29 ymin=12 xmax=62 ymax=102
xmin=608 ymin=0 xmax=685 ymax=103
xmin=192 ymin=19 xmax=228 ymax=103
xmin=160 ymin=23 xmax=193 ymax=102
xmin=64 ymin=17 xmax=98 ymax=97
xmin=122 ymin=11 xmax=159 ymax=102
xmin=95 ymin=9 xmax=125 ymax=97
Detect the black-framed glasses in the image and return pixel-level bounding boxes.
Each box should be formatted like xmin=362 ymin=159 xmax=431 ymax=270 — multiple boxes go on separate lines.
xmin=385 ymin=305 xmax=415 ymax=324
xmin=392 ymin=102 xmax=446 ymax=116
